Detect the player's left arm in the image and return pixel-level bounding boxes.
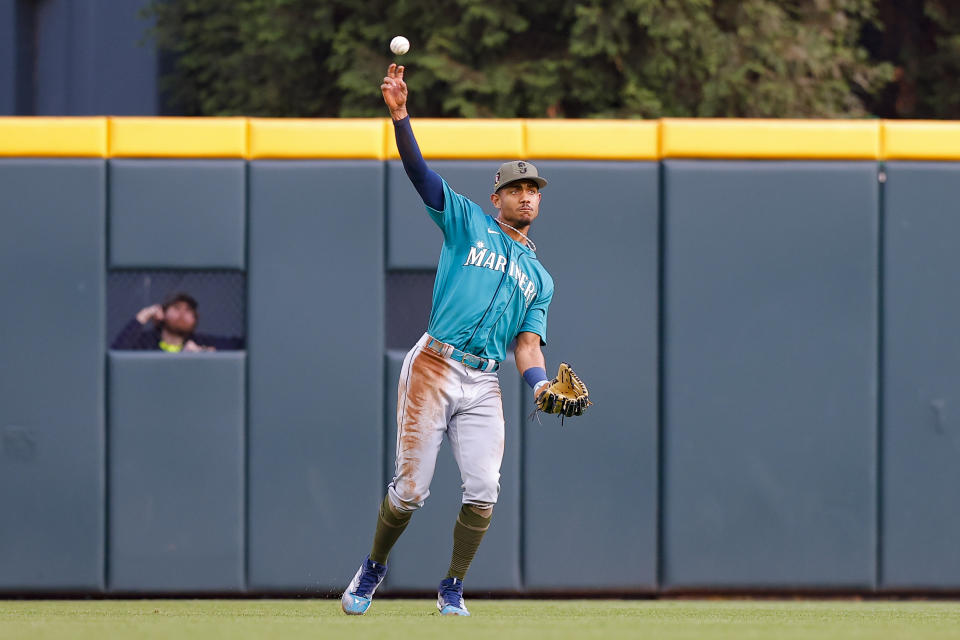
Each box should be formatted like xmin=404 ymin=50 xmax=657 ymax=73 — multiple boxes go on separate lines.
xmin=515 ymin=331 xmax=550 ymax=400
xmin=515 ymin=276 xmax=553 ymax=397
xmin=517 ymin=330 xmax=593 ymax=418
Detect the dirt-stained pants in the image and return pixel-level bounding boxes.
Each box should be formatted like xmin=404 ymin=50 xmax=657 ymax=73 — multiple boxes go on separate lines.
xmin=387 ymin=333 xmax=505 ymax=512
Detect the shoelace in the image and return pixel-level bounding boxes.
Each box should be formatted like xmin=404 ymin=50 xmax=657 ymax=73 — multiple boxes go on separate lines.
xmin=355 ymin=562 xmax=385 ymax=597
xmin=440 ymin=580 xmax=464 ymax=607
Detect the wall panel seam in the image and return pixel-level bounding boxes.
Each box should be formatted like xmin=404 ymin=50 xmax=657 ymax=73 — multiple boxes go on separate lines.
xmin=875 ymin=162 xmax=886 ymax=590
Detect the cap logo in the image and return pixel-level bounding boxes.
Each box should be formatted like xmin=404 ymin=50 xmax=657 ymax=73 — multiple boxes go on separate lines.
xmin=494 ymin=171 xmax=501 ymax=186
xmin=517 ymin=162 xmax=527 ymax=174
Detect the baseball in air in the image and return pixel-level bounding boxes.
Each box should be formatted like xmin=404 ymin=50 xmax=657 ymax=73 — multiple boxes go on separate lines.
xmin=390 ymin=35 xmax=410 ymax=55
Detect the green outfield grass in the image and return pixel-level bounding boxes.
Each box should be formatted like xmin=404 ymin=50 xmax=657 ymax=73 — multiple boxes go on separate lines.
xmin=2 ymin=599 xmax=960 ymax=640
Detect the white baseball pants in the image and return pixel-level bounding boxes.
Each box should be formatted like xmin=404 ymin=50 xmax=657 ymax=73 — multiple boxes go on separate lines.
xmin=387 ymin=333 xmax=505 ymax=512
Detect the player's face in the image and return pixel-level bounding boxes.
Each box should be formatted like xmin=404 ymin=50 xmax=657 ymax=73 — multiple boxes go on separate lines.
xmin=491 ymin=180 xmax=541 ymax=229
xmin=163 ymin=301 xmax=197 ymax=336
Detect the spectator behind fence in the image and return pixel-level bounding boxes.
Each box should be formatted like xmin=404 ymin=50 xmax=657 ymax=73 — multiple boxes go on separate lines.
xmin=111 ymin=292 xmax=244 ymax=352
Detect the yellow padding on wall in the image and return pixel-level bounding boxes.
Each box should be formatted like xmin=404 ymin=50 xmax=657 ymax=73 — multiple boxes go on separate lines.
xmin=14 ymin=116 xmax=960 ymax=160
xmin=661 ymin=119 xmax=881 ymax=159
xmin=249 ymin=118 xmax=387 ymax=159
xmin=386 ymin=119 xmax=524 ymax=160
xmin=109 ymin=117 xmax=248 ymax=158
xmin=882 ymin=121 xmax=960 ymax=160
xmin=525 ymin=120 xmax=659 ymax=160
xmin=0 ymin=117 xmax=108 ymax=157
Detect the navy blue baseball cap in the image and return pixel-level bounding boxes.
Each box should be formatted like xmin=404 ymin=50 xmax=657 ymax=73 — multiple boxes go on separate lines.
xmin=162 ymin=291 xmax=198 ymax=311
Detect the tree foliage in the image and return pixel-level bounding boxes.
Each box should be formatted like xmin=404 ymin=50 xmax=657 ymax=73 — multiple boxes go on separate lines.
xmin=145 ymin=0 xmax=904 ymax=118
xmin=866 ymin=0 xmax=960 ymax=118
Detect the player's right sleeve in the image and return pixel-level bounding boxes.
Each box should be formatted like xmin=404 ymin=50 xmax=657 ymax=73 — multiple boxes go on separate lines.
xmin=425 ymin=178 xmax=484 ymax=239
xmin=394 ymin=117 xmax=444 ymax=210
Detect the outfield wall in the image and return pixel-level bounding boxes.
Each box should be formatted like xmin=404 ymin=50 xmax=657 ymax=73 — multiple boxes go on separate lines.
xmin=1 ymin=118 xmax=959 ymax=594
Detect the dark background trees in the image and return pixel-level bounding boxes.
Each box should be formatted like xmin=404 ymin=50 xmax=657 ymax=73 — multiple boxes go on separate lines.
xmin=145 ymin=0 xmax=960 ymax=118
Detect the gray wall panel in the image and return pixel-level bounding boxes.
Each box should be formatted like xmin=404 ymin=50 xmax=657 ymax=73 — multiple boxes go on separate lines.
xmin=522 ymin=161 xmax=659 ymax=590
xmin=83 ymin=0 xmax=157 ymax=116
xmin=0 ymin=159 xmax=105 ymax=591
xmin=109 ymin=160 xmax=246 ymax=269
xmin=35 ymin=0 xmax=157 ymax=115
xmin=662 ymin=160 xmax=878 ymax=588
xmin=0 ymin=0 xmax=14 ymax=115
xmin=108 ymin=352 xmax=245 ymax=592
xmin=33 ymin=0 xmax=72 ymax=116
xmin=381 ymin=350 xmax=522 ymax=592
xmin=882 ymin=162 xmax=960 ymax=588
xmin=387 ymin=160 xmax=511 ymax=269
xmin=247 ymin=161 xmax=384 ymax=591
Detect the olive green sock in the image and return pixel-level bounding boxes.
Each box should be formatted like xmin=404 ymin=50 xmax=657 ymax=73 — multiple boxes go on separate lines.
xmin=369 ymin=495 xmax=412 ymax=565
xmin=445 ymin=504 xmax=493 ymax=580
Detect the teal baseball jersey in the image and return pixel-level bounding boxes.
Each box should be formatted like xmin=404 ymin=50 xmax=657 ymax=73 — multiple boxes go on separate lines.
xmin=424 ymin=178 xmax=554 ymax=363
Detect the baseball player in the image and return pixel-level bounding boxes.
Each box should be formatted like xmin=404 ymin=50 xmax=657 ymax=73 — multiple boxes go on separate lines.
xmin=341 ymin=64 xmax=587 ymax=617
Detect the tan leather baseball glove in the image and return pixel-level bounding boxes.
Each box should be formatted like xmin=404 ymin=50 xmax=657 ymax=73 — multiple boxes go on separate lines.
xmin=535 ymin=362 xmax=592 ymax=418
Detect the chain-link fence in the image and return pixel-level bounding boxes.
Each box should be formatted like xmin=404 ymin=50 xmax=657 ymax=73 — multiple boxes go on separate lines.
xmin=386 ymin=270 xmax=436 ymax=349
xmin=109 ymin=269 xmax=440 ymax=350
xmin=107 ymin=270 xmax=246 ymax=348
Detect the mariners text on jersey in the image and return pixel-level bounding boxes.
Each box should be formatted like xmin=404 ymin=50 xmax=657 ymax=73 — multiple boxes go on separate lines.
xmin=424 ymin=179 xmax=554 ymax=363
xmin=462 ymin=243 xmax=539 ymax=306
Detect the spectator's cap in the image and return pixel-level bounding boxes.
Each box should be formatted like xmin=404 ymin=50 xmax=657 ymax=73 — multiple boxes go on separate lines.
xmin=493 ymin=161 xmax=547 ymax=193
xmin=162 ymin=292 xmax=198 ymax=312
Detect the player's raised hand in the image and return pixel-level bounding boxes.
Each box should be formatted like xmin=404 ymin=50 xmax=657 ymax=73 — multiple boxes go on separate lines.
xmin=381 ymin=63 xmax=408 ymax=120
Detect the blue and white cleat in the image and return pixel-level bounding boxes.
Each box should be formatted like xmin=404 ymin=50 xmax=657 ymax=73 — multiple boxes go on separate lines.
xmin=436 ymin=577 xmax=470 ymax=616
xmin=341 ymin=556 xmax=388 ymax=615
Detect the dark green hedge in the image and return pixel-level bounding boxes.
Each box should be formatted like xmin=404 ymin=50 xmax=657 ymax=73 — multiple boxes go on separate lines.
xmin=143 ymin=0 xmax=958 ymax=119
